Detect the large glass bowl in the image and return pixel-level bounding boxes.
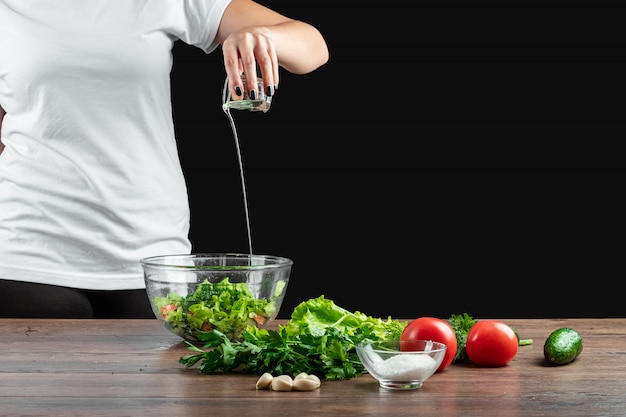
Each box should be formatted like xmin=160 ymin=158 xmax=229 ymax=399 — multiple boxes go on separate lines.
xmin=141 ymin=253 xmax=292 ymax=343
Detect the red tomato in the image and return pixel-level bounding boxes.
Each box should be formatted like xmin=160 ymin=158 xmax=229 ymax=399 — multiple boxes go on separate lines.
xmin=465 ymin=320 xmax=518 ymax=367
xmin=159 ymin=303 xmax=176 ymax=319
xmin=400 ymin=317 xmax=458 ymax=371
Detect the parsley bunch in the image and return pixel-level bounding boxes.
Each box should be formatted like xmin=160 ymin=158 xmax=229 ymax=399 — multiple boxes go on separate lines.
xmin=447 ymin=313 xmax=477 ymax=363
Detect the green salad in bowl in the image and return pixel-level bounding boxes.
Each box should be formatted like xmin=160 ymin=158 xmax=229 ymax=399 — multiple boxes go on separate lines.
xmin=154 ymin=277 xmax=284 ymax=341
xmin=142 ymin=253 xmax=292 ymax=343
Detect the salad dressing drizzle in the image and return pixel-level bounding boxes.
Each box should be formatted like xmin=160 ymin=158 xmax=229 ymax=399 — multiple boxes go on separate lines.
xmin=223 ymin=107 xmax=254 ymax=257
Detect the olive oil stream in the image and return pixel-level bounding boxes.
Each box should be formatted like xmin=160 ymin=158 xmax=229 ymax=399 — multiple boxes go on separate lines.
xmin=221 ymin=76 xmax=271 ymax=256
xmin=223 ymin=107 xmax=253 ymax=256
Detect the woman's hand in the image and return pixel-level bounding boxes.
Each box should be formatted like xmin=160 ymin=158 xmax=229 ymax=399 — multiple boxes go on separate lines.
xmin=216 ymin=0 xmax=328 ymax=102
xmin=222 ymin=28 xmax=279 ymax=100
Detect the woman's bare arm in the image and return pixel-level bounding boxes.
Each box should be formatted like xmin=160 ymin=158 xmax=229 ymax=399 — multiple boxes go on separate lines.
xmin=215 ymin=0 xmax=329 ymax=99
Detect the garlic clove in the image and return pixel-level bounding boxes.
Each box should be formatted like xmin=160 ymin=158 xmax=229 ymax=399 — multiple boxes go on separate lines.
xmin=255 ymin=372 xmax=274 ymax=390
xmin=292 ymin=377 xmax=320 ymax=391
xmin=293 ymin=372 xmax=309 ymax=381
xmin=305 ymin=374 xmax=321 ymax=386
xmin=271 ymin=374 xmax=293 ymax=391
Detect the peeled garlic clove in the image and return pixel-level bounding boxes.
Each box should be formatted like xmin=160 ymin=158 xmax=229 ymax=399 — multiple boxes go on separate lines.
xmin=271 ymin=374 xmax=293 ymax=391
xmin=293 ymin=372 xmax=309 ymax=381
xmin=292 ymin=377 xmax=320 ymax=391
xmin=305 ymin=374 xmax=321 ymax=386
xmin=256 ymin=372 xmax=273 ymax=390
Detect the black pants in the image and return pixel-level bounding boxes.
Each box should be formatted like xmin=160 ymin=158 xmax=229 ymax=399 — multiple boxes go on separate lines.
xmin=0 ymin=280 xmax=155 ymax=319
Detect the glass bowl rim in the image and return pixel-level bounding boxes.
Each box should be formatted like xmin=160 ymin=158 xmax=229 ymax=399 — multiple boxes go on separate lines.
xmin=141 ymin=252 xmax=293 ymax=271
xmin=356 ymin=339 xmax=448 ymax=354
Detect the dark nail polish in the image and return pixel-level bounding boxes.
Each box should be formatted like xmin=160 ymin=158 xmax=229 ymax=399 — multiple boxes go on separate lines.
xmin=266 ymin=86 xmax=273 ymax=96
xmin=250 ymin=89 xmax=257 ymax=100
xmin=234 ymin=86 xmax=242 ymax=97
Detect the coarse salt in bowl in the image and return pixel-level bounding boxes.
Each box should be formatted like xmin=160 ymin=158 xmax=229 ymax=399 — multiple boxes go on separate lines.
xmin=355 ymin=340 xmax=447 ymax=390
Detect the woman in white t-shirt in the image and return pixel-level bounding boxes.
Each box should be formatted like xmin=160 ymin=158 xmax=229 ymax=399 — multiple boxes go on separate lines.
xmin=0 ymin=0 xmax=328 ymax=318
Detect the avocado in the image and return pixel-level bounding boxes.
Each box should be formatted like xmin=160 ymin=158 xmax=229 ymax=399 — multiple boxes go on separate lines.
xmin=543 ymin=327 xmax=583 ymax=366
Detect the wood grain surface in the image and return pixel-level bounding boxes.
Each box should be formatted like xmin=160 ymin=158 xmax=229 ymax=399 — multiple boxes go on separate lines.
xmin=1 ymin=318 xmax=624 ymax=416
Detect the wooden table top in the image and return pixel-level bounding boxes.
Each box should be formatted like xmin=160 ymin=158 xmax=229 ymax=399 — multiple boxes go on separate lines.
xmin=1 ymin=317 xmax=625 ymax=417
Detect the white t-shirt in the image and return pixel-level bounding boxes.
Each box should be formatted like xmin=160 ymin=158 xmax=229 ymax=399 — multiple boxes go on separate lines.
xmin=0 ymin=0 xmax=231 ymax=290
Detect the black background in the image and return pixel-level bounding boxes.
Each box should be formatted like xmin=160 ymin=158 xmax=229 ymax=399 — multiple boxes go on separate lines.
xmin=170 ymin=1 xmax=625 ymax=319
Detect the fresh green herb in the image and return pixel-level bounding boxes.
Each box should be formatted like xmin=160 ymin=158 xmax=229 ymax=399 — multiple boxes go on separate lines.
xmin=447 ymin=313 xmax=477 ymax=363
xmin=510 ymin=326 xmax=534 ymax=346
xmin=179 ymin=295 xmax=407 ymax=380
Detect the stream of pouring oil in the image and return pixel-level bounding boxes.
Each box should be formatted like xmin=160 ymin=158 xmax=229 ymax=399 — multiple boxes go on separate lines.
xmin=222 ymin=107 xmax=254 ymax=256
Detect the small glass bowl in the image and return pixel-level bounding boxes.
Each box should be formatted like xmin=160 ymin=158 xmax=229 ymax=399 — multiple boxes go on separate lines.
xmin=222 ymin=75 xmax=272 ymax=112
xmin=355 ymin=340 xmax=447 ymax=390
